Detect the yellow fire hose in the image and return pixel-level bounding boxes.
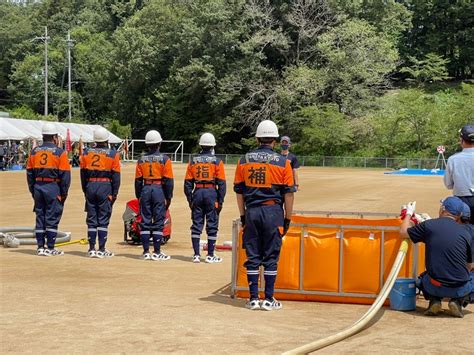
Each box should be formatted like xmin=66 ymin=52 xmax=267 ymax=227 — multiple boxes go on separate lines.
xmin=55 ymin=238 xmax=88 ymax=247
xmin=283 ymin=239 xmax=410 ymax=354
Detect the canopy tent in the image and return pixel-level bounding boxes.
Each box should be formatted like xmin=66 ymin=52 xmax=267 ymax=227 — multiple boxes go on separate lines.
xmin=0 ymin=117 xmax=122 ymax=144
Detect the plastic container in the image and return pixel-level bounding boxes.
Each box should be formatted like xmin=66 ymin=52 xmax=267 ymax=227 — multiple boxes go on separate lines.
xmin=389 ymin=278 xmax=416 ymax=311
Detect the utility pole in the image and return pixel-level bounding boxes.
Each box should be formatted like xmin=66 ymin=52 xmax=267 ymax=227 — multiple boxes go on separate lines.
xmin=66 ymin=31 xmax=74 ymax=121
xmin=33 ymin=26 xmax=50 ymax=118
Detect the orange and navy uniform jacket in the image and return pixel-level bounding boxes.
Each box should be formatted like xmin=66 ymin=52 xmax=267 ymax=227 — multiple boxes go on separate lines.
xmin=184 ymin=151 xmax=226 ymax=205
xmin=233 ymin=145 xmax=295 ymax=208
xmin=80 ymin=147 xmax=121 ymax=196
xmin=26 ymin=142 xmax=71 ymax=197
xmin=134 ymin=151 xmax=174 ymax=200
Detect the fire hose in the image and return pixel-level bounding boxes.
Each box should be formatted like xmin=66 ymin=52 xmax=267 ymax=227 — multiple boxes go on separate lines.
xmin=283 ymin=239 xmax=410 ymax=354
xmin=0 ymin=227 xmax=71 ymax=246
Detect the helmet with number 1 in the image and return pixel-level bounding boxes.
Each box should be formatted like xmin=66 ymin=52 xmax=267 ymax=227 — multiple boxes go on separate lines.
xmin=199 ymin=132 xmax=216 ymax=146
xmin=93 ymin=127 xmax=109 ymax=142
xmin=42 ymin=122 xmax=58 ymax=135
xmin=255 ymin=120 xmax=279 ymax=138
xmin=145 ymin=130 xmax=162 ymax=145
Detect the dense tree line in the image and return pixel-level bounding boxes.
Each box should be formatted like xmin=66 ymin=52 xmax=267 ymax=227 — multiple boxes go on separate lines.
xmin=0 ymin=0 xmax=472 ymax=156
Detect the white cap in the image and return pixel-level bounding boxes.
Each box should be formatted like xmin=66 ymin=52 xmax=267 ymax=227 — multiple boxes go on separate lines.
xmin=199 ymin=132 xmax=216 ymax=146
xmin=42 ymin=122 xmax=58 ymax=135
xmin=93 ymin=127 xmax=109 ymax=142
xmin=145 ymin=130 xmax=162 ymax=145
xmin=256 ymin=120 xmax=279 ymax=138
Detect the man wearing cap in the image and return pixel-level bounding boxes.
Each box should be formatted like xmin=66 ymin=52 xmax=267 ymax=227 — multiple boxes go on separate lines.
xmin=234 ymin=120 xmax=295 ymax=311
xmin=444 ymin=124 xmax=474 ymax=224
xmin=280 ymin=136 xmax=300 ymax=190
xmin=80 ymin=127 xmax=121 ymax=258
xmin=27 ymin=122 xmax=71 ymax=256
xmin=400 ymin=197 xmax=472 ymax=317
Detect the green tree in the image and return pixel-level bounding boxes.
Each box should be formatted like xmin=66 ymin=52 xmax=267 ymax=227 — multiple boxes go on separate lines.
xmin=400 ymin=53 xmax=449 ymax=85
xmin=315 ymin=20 xmax=399 ymax=115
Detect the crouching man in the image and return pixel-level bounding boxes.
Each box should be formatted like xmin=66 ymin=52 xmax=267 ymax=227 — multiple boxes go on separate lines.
xmin=399 ymin=197 xmax=472 ymax=317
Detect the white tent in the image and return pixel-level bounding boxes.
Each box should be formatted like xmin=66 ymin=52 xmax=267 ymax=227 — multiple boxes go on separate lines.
xmin=0 ymin=117 xmax=122 ymax=144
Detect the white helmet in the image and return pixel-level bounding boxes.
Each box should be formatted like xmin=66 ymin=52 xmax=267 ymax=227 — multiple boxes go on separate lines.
xmin=42 ymin=122 xmax=58 ymax=135
xmin=199 ymin=132 xmax=216 ymax=146
xmin=145 ymin=130 xmax=162 ymax=145
xmin=255 ymin=120 xmax=279 ymax=138
xmin=93 ymin=127 xmax=109 ymax=142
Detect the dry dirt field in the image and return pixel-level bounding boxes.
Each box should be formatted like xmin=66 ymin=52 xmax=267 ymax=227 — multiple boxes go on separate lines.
xmin=1 ymin=164 xmax=472 ymax=354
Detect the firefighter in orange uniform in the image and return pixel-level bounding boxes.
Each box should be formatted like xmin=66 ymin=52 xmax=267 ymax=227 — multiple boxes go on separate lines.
xmin=184 ymin=133 xmax=226 ymax=263
xmin=27 ymin=122 xmax=71 ymax=256
xmin=234 ymin=120 xmax=295 ymax=311
xmin=80 ymin=127 xmax=121 ymax=258
xmin=135 ymin=130 xmax=174 ymax=261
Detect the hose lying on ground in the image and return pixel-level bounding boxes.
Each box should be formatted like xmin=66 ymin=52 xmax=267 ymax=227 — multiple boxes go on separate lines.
xmin=0 ymin=227 xmax=71 ymax=247
xmin=283 ymin=239 xmax=410 ymax=354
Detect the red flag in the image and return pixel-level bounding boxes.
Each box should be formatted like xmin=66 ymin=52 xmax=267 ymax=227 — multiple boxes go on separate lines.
xmin=66 ymin=129 xmax=72 ymax=152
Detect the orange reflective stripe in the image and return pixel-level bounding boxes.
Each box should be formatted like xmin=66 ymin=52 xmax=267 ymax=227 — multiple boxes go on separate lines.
xmin=215 ymin=160 xmax=226 ymax=180
xmin=112 ymin=153 xmax=121 ymax=173
xmin=135 ymin=162 xmax=143 ymax=178
xmin=163 ymin=159 xmax=174 ymax=179
xmin=58 ymin=151 xmax=71 ymax=171
xmin=185 ymin=163 xmax=193 ymax=180
xmin=233 ymin=160 xmax=244 ymax=185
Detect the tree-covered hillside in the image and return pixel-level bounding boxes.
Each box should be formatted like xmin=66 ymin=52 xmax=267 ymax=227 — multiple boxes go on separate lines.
xmin=0 ymin=0 xmax=472 ymax=156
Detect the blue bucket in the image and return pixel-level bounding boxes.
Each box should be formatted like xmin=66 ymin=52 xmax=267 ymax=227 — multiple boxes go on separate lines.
xmin=389 ymin=278 xmax=416 ymax=311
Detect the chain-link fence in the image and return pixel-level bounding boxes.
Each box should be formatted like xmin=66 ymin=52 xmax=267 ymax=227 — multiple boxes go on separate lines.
xmin=183 ymin=154 xmax=443 ymax=170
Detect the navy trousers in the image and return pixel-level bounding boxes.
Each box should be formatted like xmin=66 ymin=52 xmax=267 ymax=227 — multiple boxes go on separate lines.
xmin=416 ymin=272 xmax=471 ymax=301
xmin=33 ymin=183 xmax=64 ymax=249
xmin=190 ymin=188 xmax=219 ymax=238
xmin=139 ymin=185 xmax=166 ymax=253
xmin=85 ymin=182 xmax=112 ymax=249
xmin=243 ymin=204 xmax=284 ymax=299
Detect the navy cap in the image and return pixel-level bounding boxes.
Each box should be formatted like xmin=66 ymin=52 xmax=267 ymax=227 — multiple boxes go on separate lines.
xmin=459 ymin=124 xmax=474 ymax=142
xmin=440 ymin=196 xmax=465 ymax=216
xmin=280 ymin=136 xmax=291 ymax=144
xmin=461 ymin=202 xmax=471 ymax=218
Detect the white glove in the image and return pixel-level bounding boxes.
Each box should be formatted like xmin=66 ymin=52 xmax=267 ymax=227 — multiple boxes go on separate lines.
xmin=420 ymin=213 xmax=431 ymax=221
xmin=405 ymin=201 xmax=416 ymax=217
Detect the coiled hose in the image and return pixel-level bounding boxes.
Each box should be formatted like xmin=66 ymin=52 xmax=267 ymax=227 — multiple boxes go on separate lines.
xmin=0 ymin=227 xmax=71 ymax=246
xmin=283 ymin=239 xmax=410 ymax=354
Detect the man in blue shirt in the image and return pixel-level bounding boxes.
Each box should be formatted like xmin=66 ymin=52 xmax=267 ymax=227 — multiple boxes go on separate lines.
xmin=444 ymin=124 xmax=474 ymax=224
xmin=400 ymin=197 xmax=472 ymax=317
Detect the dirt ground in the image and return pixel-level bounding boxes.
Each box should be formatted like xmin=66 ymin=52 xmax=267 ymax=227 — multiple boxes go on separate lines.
xmin=0 ymin=164 xmax=471 ymax=354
